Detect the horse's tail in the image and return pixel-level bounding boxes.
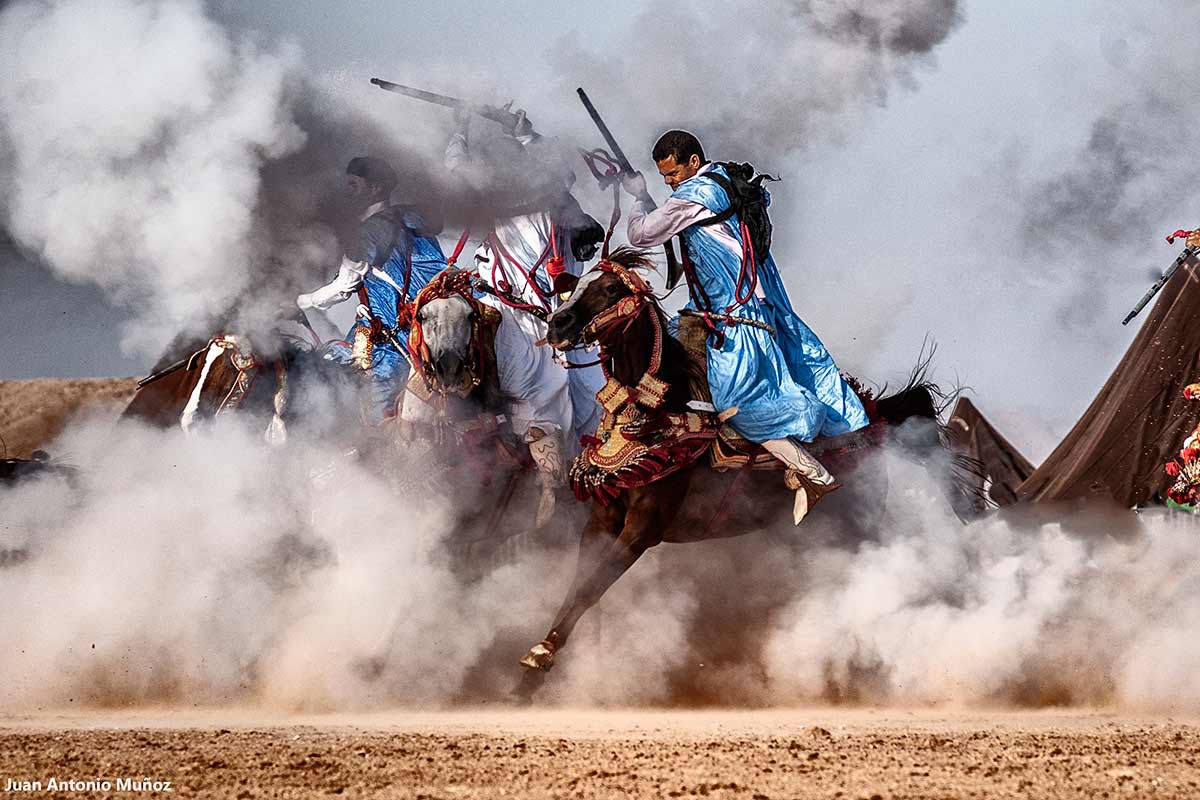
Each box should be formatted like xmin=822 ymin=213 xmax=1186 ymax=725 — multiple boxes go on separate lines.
xmin=873 ymin=352 xmax=989 ymax=522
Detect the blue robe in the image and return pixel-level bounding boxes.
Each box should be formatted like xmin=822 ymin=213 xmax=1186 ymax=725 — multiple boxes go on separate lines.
xmin=348 ymin=207 xmax=447 ymax=384
xmin=672 ymin=164 xmax=868 ymax=443
xmin=324 ymin=207 xmax=447 ymax=422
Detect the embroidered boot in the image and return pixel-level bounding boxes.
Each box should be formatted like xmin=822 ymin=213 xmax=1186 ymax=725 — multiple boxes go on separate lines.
xmin=528 ymin=428 xmax=567 ymax=528
xmin=763 ymin=438 xmax=841 ymax=525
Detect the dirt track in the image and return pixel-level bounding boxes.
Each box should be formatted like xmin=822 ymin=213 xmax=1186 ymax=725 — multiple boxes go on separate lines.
xmin=0 ymin=378 xmax=137 ymax=457
xmin=2 ymin=708 xmax=1198 ymax=798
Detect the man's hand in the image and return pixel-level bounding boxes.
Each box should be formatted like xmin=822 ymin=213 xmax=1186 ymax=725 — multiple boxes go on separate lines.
xmin=451 ymin=105 xmax=471 ymax=136
xmin=296 ymin=293 xmax=316 ymax=310
xmin=500 ymin=101 xmax=534 ymax=138
xmin=620 ymin=171 xmax=648 ymax=200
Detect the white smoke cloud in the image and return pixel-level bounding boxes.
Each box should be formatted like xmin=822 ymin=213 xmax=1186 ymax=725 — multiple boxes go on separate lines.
xmin=763 ymin=456 xmax=1200 ymax=712
xmin=4 ymin=428 xmax=1200 ymax=712
xmin=0 ymin=0 xmax=305 ymax=356
xmin=536 ymin=0 xmax=963 ymax=166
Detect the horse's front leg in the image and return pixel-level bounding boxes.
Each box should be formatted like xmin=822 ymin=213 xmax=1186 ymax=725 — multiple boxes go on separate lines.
xmin=520 ymin=473 xmax=689 ymax=671
xmin=518 ymin=500 xmax=623 ymax=671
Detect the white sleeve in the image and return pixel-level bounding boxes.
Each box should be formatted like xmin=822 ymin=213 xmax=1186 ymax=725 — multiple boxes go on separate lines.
xmin=627 ymin=196 xmax=712 ymax=247
xmin=489 ymin=301 xmax=572 ymax=439
xmin=297 ymin=256 xmax=368 ymax=310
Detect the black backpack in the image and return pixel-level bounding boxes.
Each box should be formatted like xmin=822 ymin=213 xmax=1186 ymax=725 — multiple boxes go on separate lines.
xmin=695 ymin=162 xmax=777 ymax=266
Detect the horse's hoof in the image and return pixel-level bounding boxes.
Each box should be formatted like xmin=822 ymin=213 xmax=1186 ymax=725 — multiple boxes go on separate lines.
xmin=512 ymin=669 xmax=547 ymax=704
xmin=519 ymin=640 xmax=556 ymax=671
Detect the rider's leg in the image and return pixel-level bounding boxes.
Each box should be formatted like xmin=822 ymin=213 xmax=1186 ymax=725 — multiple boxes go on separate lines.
xmin=763 ymin=437 xmax=840 ymax=526
xmin=527 ymin=426 xmax=567 ymax=527
xmin=366 ymin=351 xmax=409 ymax=426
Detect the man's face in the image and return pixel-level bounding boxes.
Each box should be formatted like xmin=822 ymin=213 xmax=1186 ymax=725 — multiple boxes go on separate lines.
xmin=655 ymin=153 xmax=703 ymax=191
xmin=346 ymin=174 xmax=376 ymax=201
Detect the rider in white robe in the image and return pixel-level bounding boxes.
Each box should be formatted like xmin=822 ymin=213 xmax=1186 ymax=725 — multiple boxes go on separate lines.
xmin=444 ymin=110 xmax=605 ymax=451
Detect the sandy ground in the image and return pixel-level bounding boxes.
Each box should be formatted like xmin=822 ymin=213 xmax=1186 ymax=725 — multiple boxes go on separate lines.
xmin=0 ymin=378 xmax=137 ymax=458
xmin=1 ymin=708 xmax=1198 ymax=798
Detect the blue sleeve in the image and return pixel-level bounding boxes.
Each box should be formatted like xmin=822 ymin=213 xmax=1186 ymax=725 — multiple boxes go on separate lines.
xmin=672 ymin=176 xmax=729 ymax=216
xmin=349 ymin=217 xmax=399 ymax=267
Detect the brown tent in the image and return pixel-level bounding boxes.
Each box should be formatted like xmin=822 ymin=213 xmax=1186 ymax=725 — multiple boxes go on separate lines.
xmin=946 ymin=396 xmax=1035 ymax=507
xmin=1017 ymin=259 xmax=1200 ymax=508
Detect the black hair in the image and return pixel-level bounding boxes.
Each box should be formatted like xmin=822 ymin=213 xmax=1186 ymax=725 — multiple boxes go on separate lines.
xmin=651 ymin=130 xmax=706 ymax=165
xmin=346 ymin=156 xmax=399 ymax=197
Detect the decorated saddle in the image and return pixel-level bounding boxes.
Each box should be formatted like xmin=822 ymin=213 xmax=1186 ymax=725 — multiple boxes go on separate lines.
xmin=570 ymin=371 xmax=720 ymax=504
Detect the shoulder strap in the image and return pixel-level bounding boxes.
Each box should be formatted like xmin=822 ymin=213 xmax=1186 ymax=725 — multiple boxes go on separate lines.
xmin=693 ymin=169 xmax=738 ymax=228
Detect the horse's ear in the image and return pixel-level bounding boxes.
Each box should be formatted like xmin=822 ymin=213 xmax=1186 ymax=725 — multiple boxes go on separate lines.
xmin=552 ymin=271 xmax=580 ymax=296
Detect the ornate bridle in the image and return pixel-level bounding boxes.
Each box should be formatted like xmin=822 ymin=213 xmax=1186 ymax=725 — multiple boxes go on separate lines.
xmin=576 ymin=258 xmax=669 ymax=412
xmin=406 ymin=268 xmax=498 ymax=397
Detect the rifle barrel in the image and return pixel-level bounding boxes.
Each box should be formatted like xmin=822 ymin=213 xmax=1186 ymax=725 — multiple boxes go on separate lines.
xmin=370 ymin=78 xmax=459 ymax=109
xmin=370 ymin=77 xmax=516 ymax=128
xmin=576 ymin=88 xmax=633 ymax=173
xmin=1122 ymin=246 xmax=1198 ymax=325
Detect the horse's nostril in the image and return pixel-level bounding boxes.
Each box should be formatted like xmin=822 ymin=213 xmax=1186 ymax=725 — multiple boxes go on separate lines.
xmin=435 ymin=351 xmax=465 ymax=377
xmin=551 ymin=310 xmax=574 ymax=336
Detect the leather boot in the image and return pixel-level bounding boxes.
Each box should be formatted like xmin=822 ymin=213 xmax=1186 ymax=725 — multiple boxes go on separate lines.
xmin=763 ymin=438 xmax=841 ymax=525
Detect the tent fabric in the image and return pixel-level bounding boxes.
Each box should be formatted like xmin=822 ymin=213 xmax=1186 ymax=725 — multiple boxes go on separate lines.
xmin=1016 ymin=260 xmax=1200 ymax=508
xmin=946 ymin=396 xmax=1035 ymax=507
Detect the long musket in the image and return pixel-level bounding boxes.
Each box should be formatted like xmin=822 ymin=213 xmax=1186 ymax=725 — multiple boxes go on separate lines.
xmin=370 ymin=78 xmax=518 ymax=129
xmin=576 ymin=87 xmax=683 ymax=289
xmin=1122 ymin=245 xmax=1199 ymax=325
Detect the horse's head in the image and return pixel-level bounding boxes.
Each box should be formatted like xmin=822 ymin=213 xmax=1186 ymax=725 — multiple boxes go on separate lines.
xmin=409 ymin=268 xmax=496 ymax=396
xmin=415 ymin=294 xmax=476 ymax=388
xmin=546 ymin=247 xmax=657 ymax=350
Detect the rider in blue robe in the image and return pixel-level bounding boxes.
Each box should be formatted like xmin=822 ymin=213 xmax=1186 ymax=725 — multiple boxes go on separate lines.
xmin=298 ymin=157 xmax=448 ymax=424
xmin=625 ymin=131 xmax=868 ymax=522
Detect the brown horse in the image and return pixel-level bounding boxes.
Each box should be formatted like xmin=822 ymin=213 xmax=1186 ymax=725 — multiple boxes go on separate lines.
xmin=517 ymin=248 xmax=965 ymax=676
xmin=122 ymin=335 xmax=289 ymax=434
xmin=121 ymin=324 xmax=359 ymax=448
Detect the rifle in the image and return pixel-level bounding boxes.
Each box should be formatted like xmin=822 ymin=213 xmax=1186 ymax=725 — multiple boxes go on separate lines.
xmin=370 ymin=78 xmax=519 ymax=130
xmin=1122 ymin=244 xmax=1199 ymax=325
xmin=576 ymin=87 xmax=682 ymax=289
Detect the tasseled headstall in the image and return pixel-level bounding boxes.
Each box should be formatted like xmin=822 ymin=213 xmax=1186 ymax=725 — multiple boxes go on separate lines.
xmin=208 ymin=335 xmax=261 ymax=415
xmin=403 ymin=268 xmax=509 ymax=449
xmin=406 ymin=268 xmax=501 ymax=399
xmin=569 ymin=259 xmax=718 ymax=504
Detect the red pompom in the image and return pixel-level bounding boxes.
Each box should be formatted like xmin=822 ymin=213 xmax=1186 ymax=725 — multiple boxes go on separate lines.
xmin=1166 ymin=461 xmax=1181 ymax=477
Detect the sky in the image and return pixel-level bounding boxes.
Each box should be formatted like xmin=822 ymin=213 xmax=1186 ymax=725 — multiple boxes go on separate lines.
xmin=0 ymin=0 xmax=1193 ymax=463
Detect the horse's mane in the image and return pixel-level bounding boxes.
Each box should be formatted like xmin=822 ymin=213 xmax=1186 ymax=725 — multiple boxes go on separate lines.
xmin=596 ymin=246 xmax=706 ymax=396
xmin=603 ymin=245 xmax=657 ymax=273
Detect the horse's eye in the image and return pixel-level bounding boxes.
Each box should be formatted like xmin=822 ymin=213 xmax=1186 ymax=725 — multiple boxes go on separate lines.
xmin=468 ymin=309 xmax=478 ymax=321
xmin=606 ymin=282 xmax=622 ymax=295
